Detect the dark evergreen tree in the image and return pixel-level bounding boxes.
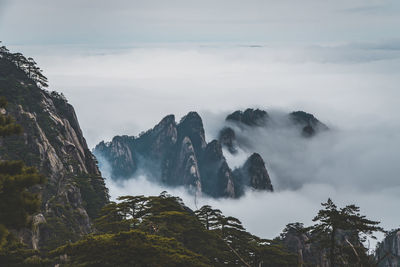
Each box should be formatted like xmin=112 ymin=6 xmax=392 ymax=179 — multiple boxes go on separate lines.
xmin=310 ymin=198 xmax=383 ymax=266
xmin=0 ymin=98 xmax=45 ymax=250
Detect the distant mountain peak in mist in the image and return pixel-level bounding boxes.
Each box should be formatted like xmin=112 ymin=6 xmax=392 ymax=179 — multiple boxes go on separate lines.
xmin=94 ymin=108 xmax=327 ymax=198
xmin=219 ymin=108 xmax=328 ymax=154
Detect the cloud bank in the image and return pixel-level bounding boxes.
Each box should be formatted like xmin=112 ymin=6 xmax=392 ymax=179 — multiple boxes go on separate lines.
xmin=6 ymin=43 xmax=399 ymax=250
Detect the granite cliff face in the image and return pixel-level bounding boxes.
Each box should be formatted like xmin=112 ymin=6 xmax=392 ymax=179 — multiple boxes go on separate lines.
xmin=233 ymin=153 xmax=273 ymax=196
xmin=279 ymin=224 xmax=329 ymax=267
xmin=94 ymin=112 xmax=272 ymax=198
xmin=376 ymin=229 xmax=400 ymax=267
xmin=0 ymin=56 xmax=108 ymax=249
xmin=94 ymin=107 xmax=328 ymax=198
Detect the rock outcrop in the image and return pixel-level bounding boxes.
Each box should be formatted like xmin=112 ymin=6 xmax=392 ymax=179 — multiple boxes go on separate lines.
xmin=279 ymin=223 xmax=329 ymax=267
xmin=289 ymin=111 xmax=329 ymax=137
xmin=0 ymin=56 xmax=109 ymax=249
xmin=226 ymin=108 xmax=268 ymax=126
xmin=219 ymin=108 xmax=328 ymax=153
xmin=233 ymin=153 xmax=273 ymax=196
xmin=94 ymin=112 xmax=274 ymax=198
xmin=376 ymin=229 xmax=400 ymax=267
xmin=200 ymin=140 xmax=235 ymax=198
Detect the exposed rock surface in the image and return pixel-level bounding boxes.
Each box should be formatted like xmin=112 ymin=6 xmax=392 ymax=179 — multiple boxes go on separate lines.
xmin=279 ymin=223 xmax=329 ymax=267
xmin=233 ymin=153 xmax=273 ymax=196
xmin=376 ymin=229 xmax=400 ymax=267
xmin=94 ymin=112 xmax=273 ymax=198
xmin=200 ymin=140 xmax=235 ymax=198
xmin=0 ymin=57 xmax=109 ymax=249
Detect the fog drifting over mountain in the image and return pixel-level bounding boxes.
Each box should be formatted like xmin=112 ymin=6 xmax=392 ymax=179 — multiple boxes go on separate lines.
xmin=10 ymin=43 xmax=400 ymax=248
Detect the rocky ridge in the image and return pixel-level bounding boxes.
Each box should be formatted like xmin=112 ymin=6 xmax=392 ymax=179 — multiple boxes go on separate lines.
xmin=0 ymin=56 xmax=109 ymax=249
xmin=94 ymin=112 xmax=273 ymax=198
xmin=219 ymin=108 xmax=328 ymax=153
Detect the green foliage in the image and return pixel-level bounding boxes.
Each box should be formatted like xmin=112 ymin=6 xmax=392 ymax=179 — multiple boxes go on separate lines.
xmin=0 ymin=161 xmax=45 ymax=231
xmin=75 ymin=174 xmax=109 ymax=219
xmin=310 ymin=198 xmax=384 ymax=267
xmin=90 ymin=193 xmax=296 ymax=267
xmin=0 ymin=236 xmax=50 ymax=267
xmin=0 ymin=41 xmax=48 ymax=88
xmin=0 ymin=97 xmax=22 ymax=137
xmin=51 ymin=230 xmax=210 ymax=267
xmin=0 ymin=96 xmax=46 ymax=266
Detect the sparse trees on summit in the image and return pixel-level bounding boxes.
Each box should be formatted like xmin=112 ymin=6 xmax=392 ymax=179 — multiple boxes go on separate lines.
xmin=0 ymin=41 xmax=48 ymax=88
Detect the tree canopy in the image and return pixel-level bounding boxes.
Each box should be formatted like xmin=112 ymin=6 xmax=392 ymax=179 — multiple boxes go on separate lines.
xmin=310 ymin=198 xmax=383 ymax=266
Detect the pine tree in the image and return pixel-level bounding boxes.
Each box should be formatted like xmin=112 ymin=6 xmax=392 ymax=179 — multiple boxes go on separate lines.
xmin=0 ymin=98 xmax=45 ymax=249
xmin=310 ymin=198 xmax=383 ymax=266
xmin=0 ymin=97 xmax=22 ymax=137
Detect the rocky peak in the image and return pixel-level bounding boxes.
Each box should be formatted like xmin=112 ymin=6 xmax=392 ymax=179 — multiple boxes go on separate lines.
xmin=243 ymin=153 xmax=273 ymax=191
xmin=289 ymin=111 xmax=328 ymax=137
xmin=233 ymin=153 xmax=273 ymax=196
xmin=94 ymin=136 xmax=136 ymax=179
xmin=226 ymin=108 xmax=268 ymax=126
xmin=177 ymin=111 xmax=206 ymax=152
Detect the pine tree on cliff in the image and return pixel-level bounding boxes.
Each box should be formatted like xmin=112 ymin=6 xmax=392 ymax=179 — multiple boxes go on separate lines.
xmin=0 ymin=41 xmax=48 ymax=88
xmin=0 ymin=97 xmax=45 ymax=249
xmin=310 ymin=198 xmax=383 ymax=267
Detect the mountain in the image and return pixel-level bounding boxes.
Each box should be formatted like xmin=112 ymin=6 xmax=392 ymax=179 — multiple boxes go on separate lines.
xmin=94 ymin=112 xmax=273 ymax=198
xmin=0 ymin=52 xmax=108 ymax=249
xmin=226 ymin=108 xmax=269 ymax=126
xmin=219 ymin=108 xmax=328 ymax=153
xmin=289 ymin=111 xmax=329 ymax=137
xmin=94 ymin=108 xmax=328 ymax=198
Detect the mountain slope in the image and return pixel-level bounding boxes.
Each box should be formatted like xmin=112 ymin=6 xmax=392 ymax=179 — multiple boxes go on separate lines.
xmin=0 ymin=52 xmax=109 ymax=249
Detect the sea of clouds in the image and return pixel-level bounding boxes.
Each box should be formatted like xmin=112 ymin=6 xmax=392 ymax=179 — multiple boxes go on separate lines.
xmin=14 ymin=43 xmax=400 ymax=250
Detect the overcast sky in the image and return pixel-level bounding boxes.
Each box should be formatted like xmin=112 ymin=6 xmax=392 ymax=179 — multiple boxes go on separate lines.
xmin=1 ymin=0 xmax=400 ymax=246
xmin=1 ymin=0 xmax=400 ymax=45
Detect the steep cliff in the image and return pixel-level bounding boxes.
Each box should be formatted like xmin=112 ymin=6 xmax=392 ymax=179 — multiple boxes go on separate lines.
xmin=376 ymin=229 xmax=400 ymax=267
xmin=94 ymin=111 xmax=273 ymax=198
xmin=233 ymin=153 xmax=273 ymax=197
xmin=279 ymin=223 xmax=329 ymax=267
xmin=0 ymin=55 xmax=109 ymax=249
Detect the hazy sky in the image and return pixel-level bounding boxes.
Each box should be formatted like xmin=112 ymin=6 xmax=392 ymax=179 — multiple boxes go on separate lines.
xmin=1 ymin=0 xmax=400 ymax=247
xmin=1 ymin=0 xmax=400 ymax=45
